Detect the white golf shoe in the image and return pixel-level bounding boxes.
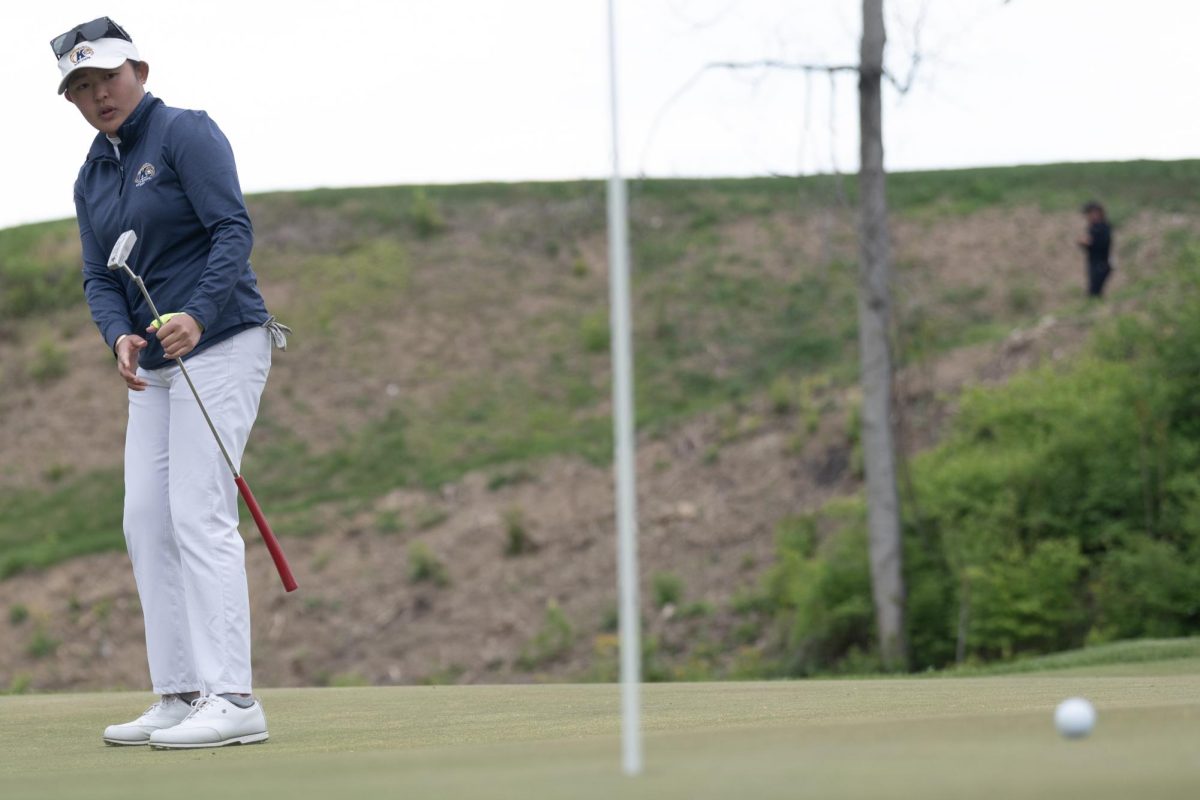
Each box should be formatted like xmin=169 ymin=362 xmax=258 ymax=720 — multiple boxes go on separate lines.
xmin=103 ymin=696 xmax=193 ymax=746
xmin=148 ymin=694 xmax=269 ymax=749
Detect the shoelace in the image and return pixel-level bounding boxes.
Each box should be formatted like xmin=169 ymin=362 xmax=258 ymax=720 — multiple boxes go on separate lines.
xmin=182 ymin=695 xmax=218 ymax=721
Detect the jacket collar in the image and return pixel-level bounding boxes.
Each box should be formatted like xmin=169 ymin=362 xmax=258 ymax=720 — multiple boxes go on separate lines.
xmin=85 ymin=93 xmax=163 ymax=161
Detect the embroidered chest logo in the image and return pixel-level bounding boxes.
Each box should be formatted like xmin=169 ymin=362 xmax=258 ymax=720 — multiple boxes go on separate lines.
xmin=69 ymin=46 xmax=94 ymax=65
xmin=134 ymin=163 xmax=157 ymax=187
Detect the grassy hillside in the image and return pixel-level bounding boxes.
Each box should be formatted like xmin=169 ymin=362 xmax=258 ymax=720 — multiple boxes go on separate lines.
xmin=3 ymin=161 xmax=1200 ymax=687
xmin=5 ymin=162 xmax=1200 ymax=573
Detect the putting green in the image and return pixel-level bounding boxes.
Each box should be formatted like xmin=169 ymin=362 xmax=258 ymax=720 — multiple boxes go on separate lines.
xmin=1 ymin=659 xmax=1197 ymax=799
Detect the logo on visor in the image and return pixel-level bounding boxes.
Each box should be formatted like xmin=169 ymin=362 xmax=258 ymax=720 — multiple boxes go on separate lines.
xmin=70 ymin=46 xmax=95 ymax=65
xmin=134 ymin=163 xmax=157 ymax=187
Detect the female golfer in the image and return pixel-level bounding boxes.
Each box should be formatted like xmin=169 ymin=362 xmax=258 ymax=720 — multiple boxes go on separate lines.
xmin=54 ymin=17 xmax=285 ymax=749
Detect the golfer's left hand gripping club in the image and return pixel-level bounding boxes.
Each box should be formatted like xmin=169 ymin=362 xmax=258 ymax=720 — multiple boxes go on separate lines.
xmin=108 ymin=230 xmax=298 ymax=592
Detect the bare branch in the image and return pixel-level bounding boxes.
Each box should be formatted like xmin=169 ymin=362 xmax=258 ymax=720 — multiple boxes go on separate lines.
xmin=710 ymin=55 xmax=921 ymax=96
xmin=708 ymin=59 xmax=859 ymax=76
xmin=886 ymin=54 xmax=921 ymax=95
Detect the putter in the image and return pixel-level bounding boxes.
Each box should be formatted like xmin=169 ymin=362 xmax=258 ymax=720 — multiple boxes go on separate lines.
xmin=107 ymin=230 xmax=298 ymax=592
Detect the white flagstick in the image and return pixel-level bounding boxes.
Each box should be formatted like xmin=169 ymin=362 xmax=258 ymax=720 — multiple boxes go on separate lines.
xmin=605 ymin=0 xmax=643 ymax=777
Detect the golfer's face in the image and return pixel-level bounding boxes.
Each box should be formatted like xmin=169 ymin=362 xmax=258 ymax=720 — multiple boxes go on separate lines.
xmin=65 ymin=62 xmax=146 ymax=136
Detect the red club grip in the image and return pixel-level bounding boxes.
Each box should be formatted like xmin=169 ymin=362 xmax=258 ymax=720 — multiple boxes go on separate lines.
xmin=235 ymin=475 xmax=298 ymax=592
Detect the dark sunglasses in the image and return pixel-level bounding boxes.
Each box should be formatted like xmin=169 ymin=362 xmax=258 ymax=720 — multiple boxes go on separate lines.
xmin=50 ymin=17 xmax=132 ymax=59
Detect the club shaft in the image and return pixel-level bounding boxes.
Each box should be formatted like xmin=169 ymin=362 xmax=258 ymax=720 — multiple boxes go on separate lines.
xmin=129 ymin=272 xmax=239 ymax=476
xmin=122 ymin=265 xmax=296 ymax=592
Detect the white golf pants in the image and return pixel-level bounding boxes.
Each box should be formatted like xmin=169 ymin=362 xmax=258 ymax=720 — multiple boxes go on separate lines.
xmin=123 ymin=327 xmax=271 ymax=695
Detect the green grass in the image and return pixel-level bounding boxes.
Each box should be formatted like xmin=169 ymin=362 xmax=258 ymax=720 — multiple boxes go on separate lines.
xmin=942 ymin=637 xmax=1200 ymax=677
xmin=0 ymin=655 xmax=1196 ymax=799
xmin=0 ymin=469 xmax=123 ymax=578
xmin=0 ymin=219 xmax=82 ymax=319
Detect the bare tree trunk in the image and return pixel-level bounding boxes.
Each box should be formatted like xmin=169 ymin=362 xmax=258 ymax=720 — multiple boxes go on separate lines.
xmin=858 ymin=0 xmax=908 ymax=670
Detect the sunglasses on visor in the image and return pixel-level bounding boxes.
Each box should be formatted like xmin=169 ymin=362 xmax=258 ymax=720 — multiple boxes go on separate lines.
xmin=50 ymin=17 xmax=132 ymax=59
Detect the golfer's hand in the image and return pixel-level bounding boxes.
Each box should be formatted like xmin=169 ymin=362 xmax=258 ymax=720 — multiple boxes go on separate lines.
xmin=116 ymin=335 xmax=149 ymax=391
xmin=150 ymin=313 xmax=202 ymax=360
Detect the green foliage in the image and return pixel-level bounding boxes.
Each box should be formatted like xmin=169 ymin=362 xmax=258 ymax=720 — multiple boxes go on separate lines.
xmin=1092 ymin=539 xmax=1200 ymax=641
xmin=0 ymin=469 xmax=122 ymax=578
xmin=599 ymin=604 xmax=619 ymax=633
xmin=276 ymin=237 xmax=410 ymax=332
xmin=679 ymin=601 xmax=715 ymax=619
xmin=422 ymin=664 xmax=465 ymax=685
xmin=1006 ymin=284 xmax=1041 ymax=315
xmin=768 ymin=375 xmax=795 ymax=414
xmin=759 ymin=507 xmax=876 ymax=676
xmin=503 ymin=506 xmax=536 ymax=557
xmin=516 ymin=601 xmax=574 ymax=670
xmin=26 ymin=626 xmax=59 ymax=659
xmin=585 ymin=631 xmax=681 ymax=682
xmin=0 ymin=221 xmax=81 ymax=319
xmin=414 ymin=506 xmax=449 ymax=531
xmin=375 ymin=510 xmax=405 ymax=534
xmin=27 ymin=338 xmax=68 ymax=383
xmin=487 ymin=468 xmax=535 ymax=491
xmin=754 ymin=252 xmax=1200 ymax=674
xmin=327 ymin=672 xmax=371 ymax=688
xmin=4 ymin=673 xmax=32 ymax=695
xmin=578 ymin=310 xmax=610 ymax=353
xmin=8 ymin=604 xmax=28 ymax=625
xmin=652 ymin=572 xmax=684 ymax=609
xmin=407 ymin=542 xmax=449 ymax=587
xmin=408 ymin=188 xmax=446 ymax=239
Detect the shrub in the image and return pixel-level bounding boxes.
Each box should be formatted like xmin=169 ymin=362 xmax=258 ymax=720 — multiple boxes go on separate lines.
xmin=28 ymin=339 xmax=68 ymax=384
xmin=407 ymin=542 xmax=449 ymax=587
xmin=768 ymin=376 xmax=795 ymax=414
xmin=8 ymin=604 xmax=28 ymax=625
xmin=27 ymin=626 xmax=59 ymax=659
xmin=517 ymin=601 xmax=574 ymax=669
xmin=579 ymin=311 xmax=610 ymax=354
xmin=375 ymin=510 xmax=404 ymax=534
xmin=414 ymin=506 xmax=449 ymax=531
xmin=1006 ymin=284 xmax=1041 ymax=314
xmin=599 ymin=603 xmax=619 ymax=633
xmin=5 ymin=673 xmax=32 ymax=695
xmin=763 ymin=506 xmax=875 ymax=676
xmin=409 ymin=188 xmax=446 ymax=239
xmin=652 ymin=572 xmax=683 ymax=609
xmin=503 ymin=506 xmax=536 ymax=557
xmin=328 ymin=672 xmax=370 ymax=688
xmin=1091 ymin=538 xmax=1200 ymax=641
xmin=680 ymin=601 xmax=715 ymax=619
xmin=760 ymin=254 xmax=1200 ymax=674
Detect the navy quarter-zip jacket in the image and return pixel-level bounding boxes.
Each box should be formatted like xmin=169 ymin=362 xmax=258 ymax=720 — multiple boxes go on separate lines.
xmin=77 ymin=93 xmax=268 ymax=370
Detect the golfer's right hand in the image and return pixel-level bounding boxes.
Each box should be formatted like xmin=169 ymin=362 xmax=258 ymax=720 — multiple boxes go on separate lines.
xmin=116 ymin=335 xmax=149 ymax=391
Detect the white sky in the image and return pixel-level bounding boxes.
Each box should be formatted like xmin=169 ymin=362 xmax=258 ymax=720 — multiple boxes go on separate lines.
xmin=4 ymin=0 xmax=1199 ymax=231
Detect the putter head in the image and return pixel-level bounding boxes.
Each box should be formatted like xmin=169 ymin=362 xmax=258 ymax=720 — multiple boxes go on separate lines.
xmin=107 ymin=230 xmax=137 ymax=271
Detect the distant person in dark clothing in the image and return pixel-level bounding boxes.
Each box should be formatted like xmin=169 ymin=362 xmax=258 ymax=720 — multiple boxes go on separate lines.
xmin=1077 ymin=201 xmax=1112 ymax=298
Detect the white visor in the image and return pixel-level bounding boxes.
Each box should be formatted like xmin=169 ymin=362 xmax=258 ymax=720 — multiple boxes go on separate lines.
xmin=57 ymin=37 xmax=141 ymax=94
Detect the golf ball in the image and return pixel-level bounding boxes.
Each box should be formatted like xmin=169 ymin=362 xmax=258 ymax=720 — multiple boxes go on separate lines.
xmin=1054 ymin=697 xmax=1096 ymax=738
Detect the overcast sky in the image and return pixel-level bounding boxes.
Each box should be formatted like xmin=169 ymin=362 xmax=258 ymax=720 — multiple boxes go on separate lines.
xmin=4 ymin=1 xmax=1198 ymax=231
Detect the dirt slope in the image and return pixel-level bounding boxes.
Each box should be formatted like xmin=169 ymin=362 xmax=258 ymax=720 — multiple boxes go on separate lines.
xmin=0 ymin=198 xmax=1193 ymax=691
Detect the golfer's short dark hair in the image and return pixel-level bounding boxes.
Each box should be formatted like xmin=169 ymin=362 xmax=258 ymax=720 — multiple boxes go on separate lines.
xmin=1082 ymin=200 xmax=1104 ymax=214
